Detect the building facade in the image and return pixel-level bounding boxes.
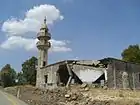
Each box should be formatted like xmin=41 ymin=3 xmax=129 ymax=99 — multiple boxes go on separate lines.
xmin=36 ymin=19 xmax=140 ymax=90
xmin=36 ymin=58 xmax=140 ymax=89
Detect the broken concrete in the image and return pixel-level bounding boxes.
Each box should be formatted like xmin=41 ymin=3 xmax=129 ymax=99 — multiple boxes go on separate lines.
xmin=36 ymin=58 xmax=140 ymax=90
xmin=4 ymin=85 xmax=140 ymax=105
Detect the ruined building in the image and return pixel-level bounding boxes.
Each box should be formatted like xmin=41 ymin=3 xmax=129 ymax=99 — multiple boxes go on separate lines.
xmin=36 ymin=18 xmax=140 ymax=90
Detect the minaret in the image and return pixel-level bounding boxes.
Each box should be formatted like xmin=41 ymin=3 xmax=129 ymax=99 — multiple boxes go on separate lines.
xmin=36 ymin=17 xmax=51 ymax=88
xmin=37 ymin=17 xmax=51 ymax=67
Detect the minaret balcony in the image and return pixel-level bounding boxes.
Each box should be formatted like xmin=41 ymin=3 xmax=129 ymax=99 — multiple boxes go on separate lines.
xmin=37 ymin=32 xmax=51 ymax=40
xmin=36 ymin=41 xmax=51 ymax=49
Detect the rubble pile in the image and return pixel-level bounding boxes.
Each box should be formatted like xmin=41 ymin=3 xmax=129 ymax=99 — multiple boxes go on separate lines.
xmin=4 ymin=86 xmax=18 ymax=96
xmin=21 ymin=86 xmax=88 ymax=105
xmin=3 ymin=85 xmax=140 ymax=105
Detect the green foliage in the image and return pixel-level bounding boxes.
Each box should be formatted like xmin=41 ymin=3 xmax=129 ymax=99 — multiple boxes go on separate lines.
xmin=16 ymin=72 xmax=27 ymax=85
xmin=121 ymin=44 xmax=140 ymax=64
xmin=22 ymin=56 xmax=37 ymax=86
xmin=0 ymin=64 xmax=16 ymax=88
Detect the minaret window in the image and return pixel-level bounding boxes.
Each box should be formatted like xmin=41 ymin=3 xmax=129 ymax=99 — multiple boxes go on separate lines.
xmin=43 ymin=61 xmax=46 ymax=66
xmin=44 ymin=40 xmax=47 ymax=44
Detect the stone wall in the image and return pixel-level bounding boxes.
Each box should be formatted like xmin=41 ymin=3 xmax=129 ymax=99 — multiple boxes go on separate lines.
xmin=42 ymin=63 xmax=60 ymax=88
xmin=36 ymin=62 xmax=62 ymax=89
xmin=131 ymin=64 xmax=140 ymax=89
xmin=106 ymin=64 xmax=114 ymax=88
xmin=107 ymin=59 xmax=140 ymax=89
xmin=36 ymin=59 xmax=140 ymax=90
xmin=36 ymin=68 xmax=46 ymax=89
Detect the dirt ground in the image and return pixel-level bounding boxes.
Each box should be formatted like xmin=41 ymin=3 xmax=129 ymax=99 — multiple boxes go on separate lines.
xmin=3 ymin=84 xmax=140 ymax=105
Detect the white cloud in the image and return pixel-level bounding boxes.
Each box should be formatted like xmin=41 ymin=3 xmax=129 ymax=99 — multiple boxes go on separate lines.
xmin=1 ymin=4 xmax=71 ymax=53
xmin=0 ymin=36 xmax=72 ymax=52
xmin=2 ymin=4 xmax=64 ymax=35
xmin=0 ymin=36 xmax=37 ymax=51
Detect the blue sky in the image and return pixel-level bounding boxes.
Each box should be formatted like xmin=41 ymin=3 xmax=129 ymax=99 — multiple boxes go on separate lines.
xmin=0 ymin=0 xmax=140 ymax=71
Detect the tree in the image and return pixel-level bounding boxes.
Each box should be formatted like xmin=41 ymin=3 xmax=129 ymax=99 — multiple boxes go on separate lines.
xmin=0 ymin=64 xmax=16 ymax=87
xmin=16 ymin=72 xmax=27 ymax=85
xmin=121 ymin=44 xmax=140 ymax=64
xmin=22 ymin=56 xmax=37 ymax=86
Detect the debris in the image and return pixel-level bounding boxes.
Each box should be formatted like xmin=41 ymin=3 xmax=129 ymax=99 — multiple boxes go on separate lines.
xmin=81 ymin=83 xmax=87 ymax=88
xmin=59 ymin=83 xmax=65 ymax=86
xmin=3 ymin=85 xmax=140 ymax=105
xmin=98 ymin=64 xmax=105 ymax=68
xmin=119 ymin=93 xmax=124 ymax=97
xmin=71 ymin=94 xmax=78 ymax=100
xmin=65 ymin=94 xmax=71 ymax=98
xmin=103 ymin=86 xmax=108 ymax=90
xmin=71 ymin=96 xmax=77 ymax=100
xmin=92 ymin=84 xmax=99 ymax=88
xmin=84 ymin=87 xmax=89 ymax=91
xmin=92 ymin=61 xmax=100 ymax=66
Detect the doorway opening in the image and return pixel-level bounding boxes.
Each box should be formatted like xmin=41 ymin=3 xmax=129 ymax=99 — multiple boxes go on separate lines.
xmin=44 ymin=75 xmax=48 ymax=83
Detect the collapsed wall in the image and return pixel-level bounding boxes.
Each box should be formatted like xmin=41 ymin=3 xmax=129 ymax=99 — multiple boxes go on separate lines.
xmin=38 ymin=60 xmax=107 ymax=89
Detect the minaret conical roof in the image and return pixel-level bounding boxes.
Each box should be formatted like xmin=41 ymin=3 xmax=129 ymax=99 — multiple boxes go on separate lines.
xmin=40 ymin=16 xmax=48 ymax=31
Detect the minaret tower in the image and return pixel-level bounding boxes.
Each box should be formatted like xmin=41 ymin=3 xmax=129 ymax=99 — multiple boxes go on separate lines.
xmin=36 ymin=17 xmax=51 ymax=88
xmin=37 ymin=17 xmax=51 ymax=67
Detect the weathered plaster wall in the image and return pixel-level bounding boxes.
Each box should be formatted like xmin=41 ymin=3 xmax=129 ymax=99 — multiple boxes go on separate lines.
xmin=36 ymin=59 xmax=140 ymax=90
xmin=130 ymin=64 xmax=140 ymax=89
xmin=106 ymin=64 xmax=114 ymax=88
xmin=72 ymin=65 xmax=105 ymax=83
xmin=36 ymin=63 xmax=61 ymax=88
xmin=43 ymin=64 xmax=59 ymax=84
xmin=107 ymin=60 xmax=140 ymax=89
xmin=36 ymin=68 xmax=46 ymax=89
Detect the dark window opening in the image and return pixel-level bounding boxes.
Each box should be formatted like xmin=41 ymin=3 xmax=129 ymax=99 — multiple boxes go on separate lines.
xmin=43 ymin=61 xmax=46 ymax=66
xmin=139 ymin=73 xmax=140 ymax=82
xmin=44 ymin=75 xmax=48 ymax=83
xmin=57 ymin=64 xmax=69 ymax=85
xmin=44 ymin=40 xmax=47 ymax=44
